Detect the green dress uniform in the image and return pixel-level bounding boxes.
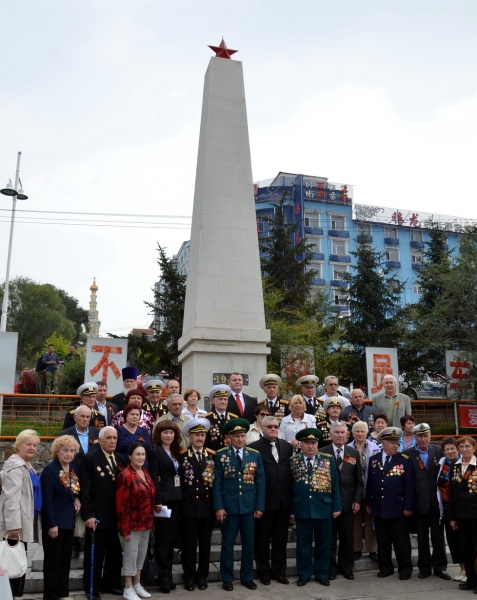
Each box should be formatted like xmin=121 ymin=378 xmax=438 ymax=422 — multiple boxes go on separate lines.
xmin=213 ymin=442 xmax=266 ymax=583
xmin=291 ymin=450 xmax=342 ymax=581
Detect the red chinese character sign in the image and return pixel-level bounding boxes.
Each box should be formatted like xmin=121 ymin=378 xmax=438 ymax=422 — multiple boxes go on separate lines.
xmin=84 ymin=337 xmax=128 ymax=395
xmin=446 ymin=350 xmax=473 ymax=398
xmin=458 ymin=406 xmax=477 ymax=428
xmin=365 ymin=347 xmax=399 ymax=395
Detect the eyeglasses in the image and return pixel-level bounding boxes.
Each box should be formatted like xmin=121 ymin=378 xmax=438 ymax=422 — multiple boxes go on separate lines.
xmin=264 ymin=425 xmax=279 ymax=429
xmin=259 ymin=412 xmax=269 ymax=416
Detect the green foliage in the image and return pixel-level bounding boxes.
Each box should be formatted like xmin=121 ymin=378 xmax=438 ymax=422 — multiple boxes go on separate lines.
xmin=59 ymin=355 xmax=86 ymax=395
xmin=56 ymin=288 xmax=89 ymax=345
xmin=107 ymin=332 xmax=164 ymax=375
xmin=259 ymin=193 xmax=317 ymax=313
xmin=44 ymin=332 xmax=71 ymax=360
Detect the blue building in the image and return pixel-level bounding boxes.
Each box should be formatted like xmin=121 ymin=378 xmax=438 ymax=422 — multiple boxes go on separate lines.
xmin=255 ymin=172 xmax=468 ymax=313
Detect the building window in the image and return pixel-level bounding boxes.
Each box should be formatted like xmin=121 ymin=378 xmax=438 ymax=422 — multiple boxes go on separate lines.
xmin=333 ymin=291 xmax=348 ymax=306
xmin=332 ymin=264 xmax=348 ymax=280
xmin=358 ymin=223 xmax=371 ymax=236
xmin=413 ymin=282 xmax=422 ymax=294
xmin=304 ymin=212 xmax=320 ymax=228
xmin=307 ymin=236 xmax=321 ymax=254
xmin=332 ymin=239 xmax=347 ymax=255
xmin=410 ymin=230 xmax=423 ymax=242
xmin=411 ymin=250 xmax=424 ymax=263
xmin=331 ymin=215 xmax=345 ymax=231
xmin=384 ymin=226 xmax=398 ymax=239
xmin=389 ymin=278 xmax=401 ymax=293
xmin=307 ymin=262 xmax=322 ymax=278
xmin=386 ymin=247 xmax=400 ymax=262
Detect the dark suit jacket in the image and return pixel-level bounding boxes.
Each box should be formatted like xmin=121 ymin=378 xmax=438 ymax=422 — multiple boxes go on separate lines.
xmin=448 ymin=460 xmax=477 ymax=521
xmin=366 ymin=451 xmax=414 ymax=519
xmin=178 ymin=448 xmax=215 ymax=518
xmin=40 ymin=459 xmax=78 ymax=530
xmin=321 ymin=444 xmax=363 ymax=513
xmin=96 ymin=400 xmax=118 ymax=425
xmin=112 ymin=391 xmax=126 ymax=412
xmin=79 ymin=447 xmax=124 ymax=529
xmin=148 ymin=445 xmax=183 ymax=505
xmin=227 ymin=392 xmax=257 ymax=424
xmin=60 ymin=425 xmax=100 ymax=469
xmin=249 ymin=437 xmax=293 ymax=511
xmin=409 ymin=444 xmax=442 ymax=514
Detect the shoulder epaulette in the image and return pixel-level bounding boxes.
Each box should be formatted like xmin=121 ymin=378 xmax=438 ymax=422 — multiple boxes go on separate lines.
xmin=91 ymin=408 xmax=101 ymax=416
xmin=257 ymin=399 xmax=266 ymax=404
xmin=246 ymin=447 xmax=259 ymax=453
xmin=228 ymin=412 xmax=238 ymax=418
xmin=319 ymin=452 xmax=332 ymax=457
xmin=180 ymin=448 xmax=188 ymax=455
xmin=69 ymin=408 xmax=76 ymax=414
xmin=281 ymin=399 xmax=289 ymax=404
xmin=217 ymin=446 xmax=228 ymax=453
xmin=401 ymin=453 xmax=409 ymax=459
xmin=316 ymin=420 xmax=326 ymax=426
xmin=206 ymin=448 xmax=216 ymax=455
xmin=204 ymin=412 xmax=213 ymax=417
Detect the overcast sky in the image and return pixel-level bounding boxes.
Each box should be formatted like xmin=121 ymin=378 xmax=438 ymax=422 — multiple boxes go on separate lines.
xmin=1 ymin=0 xmax=476 ymax=335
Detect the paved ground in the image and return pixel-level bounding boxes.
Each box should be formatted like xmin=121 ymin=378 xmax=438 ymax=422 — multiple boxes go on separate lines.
xmin=23 ymin=564 xmax=469 ymax=600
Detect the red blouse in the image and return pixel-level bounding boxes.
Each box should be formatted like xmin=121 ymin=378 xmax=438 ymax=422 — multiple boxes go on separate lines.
xmin=115 ymin=464 xmax=155 ymax=537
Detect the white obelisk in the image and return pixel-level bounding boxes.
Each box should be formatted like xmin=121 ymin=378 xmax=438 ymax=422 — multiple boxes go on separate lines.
xmin=178 ymin=41 xmax=270 ymax=400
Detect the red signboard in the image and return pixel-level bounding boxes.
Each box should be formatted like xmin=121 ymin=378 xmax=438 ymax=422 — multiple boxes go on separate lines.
xmin=459 ymin=405 xmax=477 ymax=428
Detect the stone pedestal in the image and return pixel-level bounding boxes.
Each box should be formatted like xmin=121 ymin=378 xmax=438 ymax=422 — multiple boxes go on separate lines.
xmin=178 ymin=56 xmax=270 ymax=399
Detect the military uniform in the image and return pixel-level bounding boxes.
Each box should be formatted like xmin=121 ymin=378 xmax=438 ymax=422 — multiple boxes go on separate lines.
xmin=204 ymin=410 xmax=238 ymax=453
xmin=316 ymin=418 xmax=352 ymax=448
xmin=213 ymin=421 xmax=266 ymax=585
xmin=142 ymin=400 xmax=168 ymax=421
xmin=179 ymin=444 xmax=216 ymax=586
xmin=365 ymin=427 xmax=414 ymax=578
xmin=257 ymin=398 xmax=289 ymax=422
xmin=63 ymin=382 xmax=106 ymax=430
xmin=291 ymin=443 xmax=342 ymax=582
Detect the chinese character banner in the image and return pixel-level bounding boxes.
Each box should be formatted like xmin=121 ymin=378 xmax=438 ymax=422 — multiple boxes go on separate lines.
xmin=85 ymin=337 xmax=129 ymax=395
xmin=365 ymin=347 xmax=399 ymax=396
xmin=458 ymin=406 xmax=477 ymax=428
xmin=446 ymin=350 xmax=473 ymax=399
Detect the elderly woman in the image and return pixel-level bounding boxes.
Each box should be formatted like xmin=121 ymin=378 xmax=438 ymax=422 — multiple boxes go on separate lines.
xmin=348 ymin=421 xmax=380 ymax=561
xmin=112 ymin=389 xmax=155 ymax=432
xmin=448 ymin=436 xmax=477 ymax=591
xmin=437 ymin=436 xmax=465 ymax=582
xmin=0 ymin=429 xmax=42 ymax=599
xmin=368 ymin=412 xmax=388 ymax=447
xmin=399 ymin=415 xmax=417 ymax=452
xmin=148 ymin=421 xmax=183 ymax=594
xmin=116 ymin=443 xmax=155 ymax=600
xmin=182 ymin=389 xmax=207 ymax=420
xmin=41 ymin=434 xmax=81 ymax=600
xmin=279 ymin=395 xmax=316 ymax=452
xmin=246 ymin=404 xmax=271 ymax=445
xmin=117 ymin=404 xmax=152 ymax=466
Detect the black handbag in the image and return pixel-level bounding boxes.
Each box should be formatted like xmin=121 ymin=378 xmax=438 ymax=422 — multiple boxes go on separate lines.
xmin=141 ymin=535 xmax=159 ymax=586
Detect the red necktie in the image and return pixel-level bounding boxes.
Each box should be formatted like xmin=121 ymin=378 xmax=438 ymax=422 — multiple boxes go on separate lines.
xmin=236 ymin=394 xmax=244 ymax=416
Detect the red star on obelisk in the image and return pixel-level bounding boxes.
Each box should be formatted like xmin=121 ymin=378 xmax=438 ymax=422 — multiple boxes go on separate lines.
xmin=208 ymin=38 xmax=238 ymax=59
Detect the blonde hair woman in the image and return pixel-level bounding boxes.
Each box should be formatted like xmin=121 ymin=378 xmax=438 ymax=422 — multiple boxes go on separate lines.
xmin=279 ymin=395 xmax=316 ymax=451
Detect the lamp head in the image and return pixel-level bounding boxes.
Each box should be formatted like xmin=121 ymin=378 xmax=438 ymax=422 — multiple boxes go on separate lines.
xmin=16 ymin=187 xmax=28 ymax=200
xmin=0 ymin=180 xmax=17 ymax=197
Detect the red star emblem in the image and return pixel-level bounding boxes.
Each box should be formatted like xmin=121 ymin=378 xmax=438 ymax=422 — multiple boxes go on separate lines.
xmin=208 ymin=38 xmax=238 ymax=59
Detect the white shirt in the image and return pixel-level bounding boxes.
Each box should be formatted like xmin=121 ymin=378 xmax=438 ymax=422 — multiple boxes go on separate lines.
xmin=233 ymin=447 xmax=244 ymax=460
xmin=332 ymin=443 xmax=344 ymax=459
xmin=233 ymin=391 xmax=245 ymax=411
xmin=96 ymin=401 xmax=107 ymax=419
xmin=382 ymin=451 xmax=393 ymax=465
xmin=304 ymin=456 xmax=315 ymax=467
xmin=279 ymin=412 xmax=316 ymax=443
xmin=182 ymin=407 xmax=207 ymax=419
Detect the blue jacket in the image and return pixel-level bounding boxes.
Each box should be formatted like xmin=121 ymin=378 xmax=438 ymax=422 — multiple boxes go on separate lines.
xmin=40 ymin=460 xmax=78 ymax=530
xmin=290 ymin=452 xmax=342 ymax=519
xmin=213 ymin=446 xmax=265 ymax=514
xmin=365 ymin=451 xmax=414 ymax=519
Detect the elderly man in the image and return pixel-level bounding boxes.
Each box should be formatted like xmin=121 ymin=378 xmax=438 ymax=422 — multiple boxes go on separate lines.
xmin=63 ymin=382 xmax=106 ymax=430
xmin=111 ymin=366 xmax=138 ymax=412
xmin=213 ymin=418 xmax=265 ymax=591
xmin=204 ymin=385 xmax=238 ymax=453
xmin=321 ymin=422 xmax=363 ymax=580
xmin=226 ymin=372 xmax=257 ymax=424
xmin=257 ymin=374 xmax=289 ymax=422
xmin=155 ymin=393 xmax=190 ymax=448
xmin=342 ymin=388 xmax=376 ymax=429
xmin=372 ymin=375 xmax=412 ymax=427
xmin=296 ymin=374 xmax=326 ymax=420
xmin=409 ymin=423 xmax=450 ymax=580
xmin=316 ymin=397 xmax=350 ymax=448
xmin=80 ymin=426 xmax=124 ymax=599
xmin=142 ymin=379 xmax=168 ymax=420
xmin=95 ymin=381 xmax=118 ymax=425
xmin=366 ymin=427 xmax=414 ymax=580
xmin=249 ymin=415 xmax=293 ymax=585
xmin=291 ymin=428 xmax=342 ymax=587
xmin=319 ymin=376 xmax=350 ymax=407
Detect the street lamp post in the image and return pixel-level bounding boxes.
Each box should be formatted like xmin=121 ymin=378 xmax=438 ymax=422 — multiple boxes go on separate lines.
xmin=0 ymin=151 xmax=28 ymax=332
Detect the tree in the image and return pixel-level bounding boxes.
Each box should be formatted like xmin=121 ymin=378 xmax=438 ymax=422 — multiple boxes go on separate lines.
xmin=145 ymin=244 xmax=187 ymax=377
xmin=259 ymin=193 xmax=317 ymax=314
xmin=56 ymin=288 xmax=89 ymax=345
xmin=0 ymin=277 xmax=76 ymax=368
xmin=44 ymin=332 xmax=71 ymax=360
xmin=338 ymin=238 xmax=405 ymax=385
xmin=59 ymin=355 xmax=86 ymax=395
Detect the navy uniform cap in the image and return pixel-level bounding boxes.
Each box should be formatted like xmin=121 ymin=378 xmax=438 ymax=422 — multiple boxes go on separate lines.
xmin=209 ymin=384 xmax=232 ymax=399
xmin=183 ymin=418 xmax=211 ymax=436
xmin=143 ymin=379 xmax=165 ymax=392
xmin=77 ymin=382 xmax=99 ymax=397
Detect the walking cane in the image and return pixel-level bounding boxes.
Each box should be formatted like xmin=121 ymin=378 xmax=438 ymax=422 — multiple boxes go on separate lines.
xmin=90 ymin=520 xmax=100 ymax=599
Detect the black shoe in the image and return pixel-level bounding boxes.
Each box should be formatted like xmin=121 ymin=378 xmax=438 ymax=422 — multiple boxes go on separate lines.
xmin=369 ymin=552 xmax=378 ymax=562
xmin=273 ymin=576 xmax=289 ymax=584
xmin=223 ymin=582 xmax=233 ymax=591
xmin=241 ymin=580 xmax=257 ymax=590
xmin=399 ymin=574 xmax=412 ymax=580
xmin=434 ymin=570 xmax=451 ymax=581
xmin=316 ymin=578 xmax=330 ymax=586
xmin=418 ymin=572 xmax=431 ymax=579
xmin=329 ymin=571 xmax=337 ymax=580
xmin=159 ymin=586 xmax=170 ymax=594
xmin=260 ymin=577 xmax=271 ymax=585
xmin=354 ymin=551 xmax=362 ymax=561
xmin=197 ymin=579 xmax=208 ymax=590
xmin=342 ymin=572 xmax=354 ymax=580
xmin=460 ymin=583 xmax=474 ymax=590
xmin=377 ymin=572 xmax=390 ymax=578
xmin=184 ymin=582 xmax=195 ymax=591
xmin=296 ymin=579 xmax=308 ymax=586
